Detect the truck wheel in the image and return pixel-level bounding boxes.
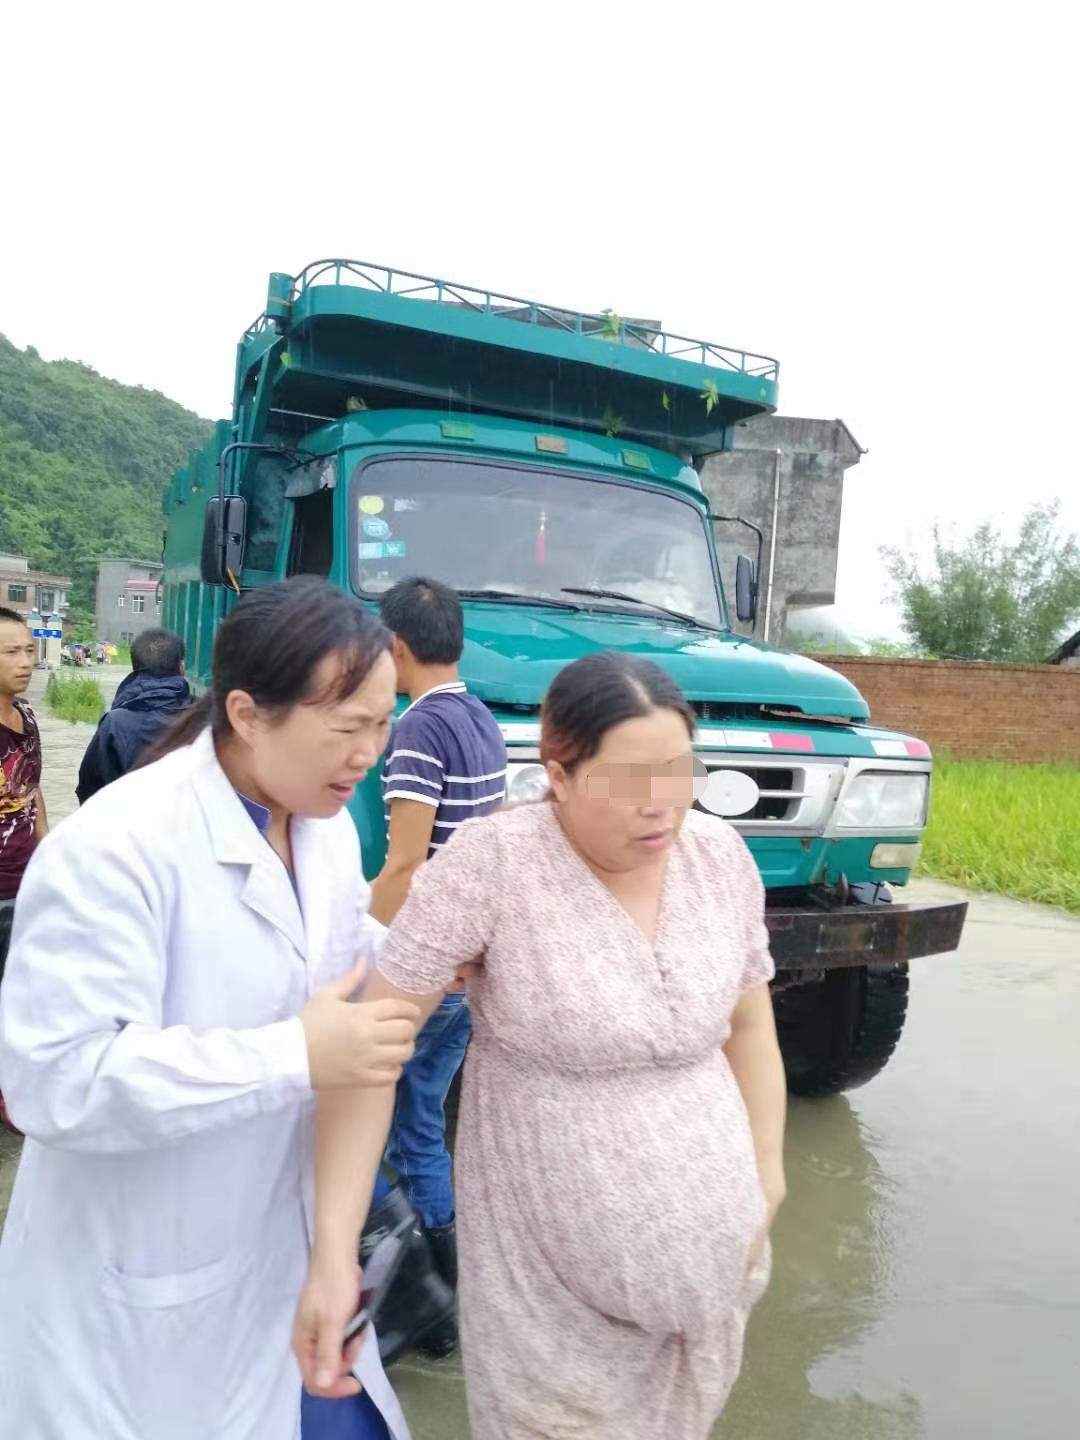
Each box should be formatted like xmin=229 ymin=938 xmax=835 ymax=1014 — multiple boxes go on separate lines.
xmin=773 ymin=884 xmax=910 ymax=1097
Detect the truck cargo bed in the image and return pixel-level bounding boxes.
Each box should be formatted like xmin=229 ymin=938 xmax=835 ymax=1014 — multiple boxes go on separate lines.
xmin=237 ymin=259 xmax=779 ymax=455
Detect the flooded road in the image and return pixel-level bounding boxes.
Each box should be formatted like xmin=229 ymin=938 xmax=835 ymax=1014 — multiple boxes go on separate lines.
xmin=2 ymin=729 xmax=1077 ymax=1440
xmin=721 ymin=879 xmax=1080 ymax=1440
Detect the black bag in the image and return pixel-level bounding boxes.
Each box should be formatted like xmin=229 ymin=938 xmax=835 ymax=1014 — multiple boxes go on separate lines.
xmin=358 ymin=1184 xmax=455 ymax=1365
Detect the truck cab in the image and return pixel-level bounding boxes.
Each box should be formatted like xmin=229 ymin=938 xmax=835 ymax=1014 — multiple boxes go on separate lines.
xmin=163 ymin=259 xmax=966 ymax=1095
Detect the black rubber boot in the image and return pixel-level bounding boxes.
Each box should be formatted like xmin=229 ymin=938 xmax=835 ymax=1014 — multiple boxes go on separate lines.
xmin=416 ymin=1221 xmax=459 ymax=1358
xmin=359 ymin=1185 xmax=455 ymax=1367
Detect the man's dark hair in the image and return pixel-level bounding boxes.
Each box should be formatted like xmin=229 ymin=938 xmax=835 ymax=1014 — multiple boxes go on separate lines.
xmin=130 ymin=628 xmax=186 ymax=677
xmin=0 ymin=606 xmax=29 ymax=629
xmin=379 ymin=577 xmax=464 ymax=665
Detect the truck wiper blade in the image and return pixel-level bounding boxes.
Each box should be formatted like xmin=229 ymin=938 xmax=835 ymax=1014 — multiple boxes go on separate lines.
xmin=454 ymin=588 xmax=582 ymax=612
xmin=560 ymin=587 xmax=722 ymax=631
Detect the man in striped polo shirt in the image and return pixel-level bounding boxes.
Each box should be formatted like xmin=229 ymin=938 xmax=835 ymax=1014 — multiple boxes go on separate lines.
xmin=369 ymin=577 xmax=506 ymax=1357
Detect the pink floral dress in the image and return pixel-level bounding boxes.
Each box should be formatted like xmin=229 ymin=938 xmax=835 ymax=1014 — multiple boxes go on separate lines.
xmin=378 ymin=802 xmax=775 ymax=1440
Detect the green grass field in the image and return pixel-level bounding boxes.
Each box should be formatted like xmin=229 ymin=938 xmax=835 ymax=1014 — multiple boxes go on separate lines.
xmin=45 ymin=673 xmax=105 ymax=726
xmin=920 ymin=759 xmax=1080 ymax=912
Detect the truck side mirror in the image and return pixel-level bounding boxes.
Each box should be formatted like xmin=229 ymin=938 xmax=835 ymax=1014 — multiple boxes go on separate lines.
xmin=735 ymin=553 xmax=758 ymax=625
xmin=200 ymin=496 xmax=248 ymax=587
xmin=709 ymin=513 xmax=764 ymax=631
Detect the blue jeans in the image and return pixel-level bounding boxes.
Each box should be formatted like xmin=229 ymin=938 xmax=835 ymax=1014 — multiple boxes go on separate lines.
xmin=301 ymin=1390 xmax=391 ymax=1439
xmin=372 ymin=996 xmax=471 ymax=1229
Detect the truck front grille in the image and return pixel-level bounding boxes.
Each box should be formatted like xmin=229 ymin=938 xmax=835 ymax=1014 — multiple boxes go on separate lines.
xmin=693 ymin=753 xmax=846 ymax=834
xmin=694 ymin=765 xmax=798 ymax=822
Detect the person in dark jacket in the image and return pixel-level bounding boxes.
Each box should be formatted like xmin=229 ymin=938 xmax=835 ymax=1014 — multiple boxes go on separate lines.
xmin=76 ymin=629 xmax=191 ymax=804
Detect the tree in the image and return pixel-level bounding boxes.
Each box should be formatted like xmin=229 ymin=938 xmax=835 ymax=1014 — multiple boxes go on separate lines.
xmin=0 ymin=335 xmax=212 ymax=630
xmin=863 ymin=637 xmax=926 ymax=658
xmin=882 ymin=501 xmax=1080 ymax=662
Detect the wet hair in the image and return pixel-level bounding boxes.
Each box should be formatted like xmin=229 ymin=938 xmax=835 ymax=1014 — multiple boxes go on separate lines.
xmin=131 ymin=627 xmax=185 ymax=677
xmin=140 ymin=577 xmax=390 ymax=763
xmin=540 ymin=652 xmax=695 ymax=773
xmin=379 ymin=577 xmax=463 ymax=665
xmin=0 ymin=606 xmax=29 ymax=629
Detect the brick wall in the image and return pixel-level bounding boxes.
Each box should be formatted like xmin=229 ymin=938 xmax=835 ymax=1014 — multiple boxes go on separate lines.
xmin=818 ymin=656 xmax=1080 ymax=764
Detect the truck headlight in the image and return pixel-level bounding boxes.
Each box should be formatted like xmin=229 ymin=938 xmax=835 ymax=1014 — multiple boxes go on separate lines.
xmin=835 ymin=771 xmax=929 ymax=830
xmin=504 ymin=762 xmax=550 ymax=808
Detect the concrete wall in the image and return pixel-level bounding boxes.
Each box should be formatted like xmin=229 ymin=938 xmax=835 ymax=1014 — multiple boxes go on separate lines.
xmin=95 ymin=558 xmax=163 ymax=646
xmin=0 ymin=553 xmax=71 ymax=622
xmin=819 ymin=655 xmax=1080 ymax=763
xmin=699 ymin=416 xmax=864 ymax=645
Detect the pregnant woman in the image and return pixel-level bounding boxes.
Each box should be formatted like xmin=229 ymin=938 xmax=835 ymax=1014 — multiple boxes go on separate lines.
xmin=296 ymin=652 xmax=787 ymax=1440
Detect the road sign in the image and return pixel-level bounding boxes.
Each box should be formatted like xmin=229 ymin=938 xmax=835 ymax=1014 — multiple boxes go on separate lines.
xmin=32 ymin=629 xmax=63 ymax=639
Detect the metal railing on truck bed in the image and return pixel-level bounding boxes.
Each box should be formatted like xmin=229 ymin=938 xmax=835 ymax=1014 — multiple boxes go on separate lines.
xmin=245 ymin=258 xmax=780 ymax=383
xmin=235 ymin=257 xmax=780 ymax=455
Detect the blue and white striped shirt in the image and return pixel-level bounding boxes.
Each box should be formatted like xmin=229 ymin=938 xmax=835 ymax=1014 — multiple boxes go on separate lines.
xmin=381 ymin=682 xmax=508 ymax=855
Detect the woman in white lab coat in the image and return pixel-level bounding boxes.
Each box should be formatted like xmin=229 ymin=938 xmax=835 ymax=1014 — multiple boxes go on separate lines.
xmin=0 ymin=577 xmax=418 ymax=1440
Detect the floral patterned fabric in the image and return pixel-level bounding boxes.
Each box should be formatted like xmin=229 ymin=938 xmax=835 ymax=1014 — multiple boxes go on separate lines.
xmin=378 ymin=802 xmax=775 ymax=1440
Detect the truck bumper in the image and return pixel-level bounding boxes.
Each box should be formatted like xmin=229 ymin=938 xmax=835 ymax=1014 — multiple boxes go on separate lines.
xmin=765 ymin=900 xmax=968 ymax=973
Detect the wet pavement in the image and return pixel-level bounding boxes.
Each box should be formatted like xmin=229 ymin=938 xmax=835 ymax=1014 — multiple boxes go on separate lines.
xmin=2 ymin=681 xmax=1078 ymax=1437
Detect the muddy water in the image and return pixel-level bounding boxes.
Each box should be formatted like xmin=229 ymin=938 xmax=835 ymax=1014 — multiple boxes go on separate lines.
xmin=717 ymin=883 xmax=1080 ymax=1440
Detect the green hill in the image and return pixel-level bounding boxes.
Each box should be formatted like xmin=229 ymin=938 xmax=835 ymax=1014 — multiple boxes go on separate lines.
xmin=0 ymin=335 xmax=213 ymax=636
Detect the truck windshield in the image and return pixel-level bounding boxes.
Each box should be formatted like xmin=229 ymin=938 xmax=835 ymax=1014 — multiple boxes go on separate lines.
xmin=350 ymin=456 xmax=724 ymax=628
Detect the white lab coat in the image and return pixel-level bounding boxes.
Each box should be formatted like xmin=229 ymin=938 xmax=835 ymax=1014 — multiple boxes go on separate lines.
xmin=0 ymin=729 xmax=411 ymax=1440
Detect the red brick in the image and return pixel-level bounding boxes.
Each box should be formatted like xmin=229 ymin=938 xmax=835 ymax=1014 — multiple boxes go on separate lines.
xmin=817 ymin=657 xmax=1080 ymax=763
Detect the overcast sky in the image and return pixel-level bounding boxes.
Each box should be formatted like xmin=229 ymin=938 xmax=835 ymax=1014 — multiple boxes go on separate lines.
xmin=3 ymin=2 xmax=1076 ymax=640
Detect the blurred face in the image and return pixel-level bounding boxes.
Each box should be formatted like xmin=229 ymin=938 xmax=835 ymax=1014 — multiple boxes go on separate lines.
xmin=548 ymin=707 xmax=695 ymax=874
xmin=0 ymin=620 xmax=36 ymax=699
xmin=226 ymin=648 xmax=397 ymax=818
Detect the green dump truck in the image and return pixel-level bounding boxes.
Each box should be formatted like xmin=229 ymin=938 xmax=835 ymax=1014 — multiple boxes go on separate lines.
xmin=162 ymin=258 xmax=966 ymax=1096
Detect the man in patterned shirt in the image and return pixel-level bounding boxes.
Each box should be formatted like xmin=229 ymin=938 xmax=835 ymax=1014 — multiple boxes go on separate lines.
xmin=368 ymin=577 xmax=506 ymax=1357
xmin=0 ymin=608 xmax=47 ymax=1133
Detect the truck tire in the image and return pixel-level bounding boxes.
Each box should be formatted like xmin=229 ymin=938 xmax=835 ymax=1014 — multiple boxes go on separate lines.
xmin=773 ymin=884 xmax=910 ymax=1097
